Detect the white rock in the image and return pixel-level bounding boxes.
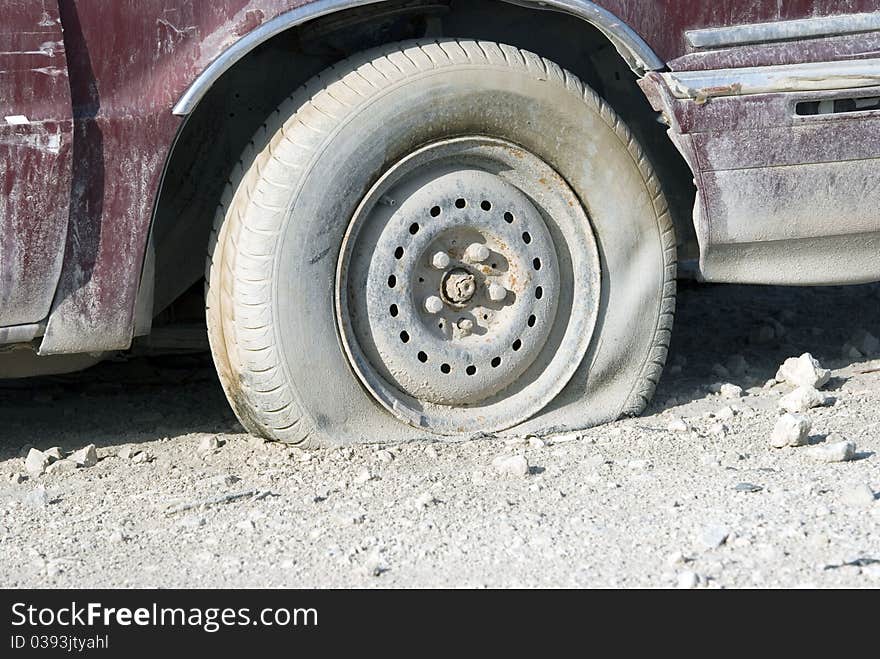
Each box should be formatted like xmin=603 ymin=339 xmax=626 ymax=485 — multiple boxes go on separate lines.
xmin=9 ymin=472 xmax=26 ymax=484
xmin=528 ymin=437 xmax=546 ymax=449
xmin=840 ymin=484 xmax=875 ymax=507
xmin=778 ymin=386 xmax=830 ymax=413
xmin=668 ymin=417 xmax=689 ymax=433
xmin=775 ymin=353 xmax=830 ymax=389
xmin=375 ymin=450 xmax=394 ymax=463
xmin=24 ymin=485 xmax=51 ymax=507
xmin=198 ymin=436 xmax=222 ymax=454
xmin=44 ymin=447 xmax=64 ymax=461
xmin=715 ymin=405 xmax=736 ymax=421
xmin=763 ymin=378 xmax=778 ymax=389
xmin=677 ymin=570 xmax=699 ymax=589
xmin=720 ymin=383 xmax=744 ymax=399
xmin=806 ymin=439 xmax=856 ymax=463
xmin=46 ymin=459 xmax=76 ymax=475
xmin=770 ymin=413 xmax=812 ymax=448
xmin=698 ymin=525 xmax=730 ymax=550
xmin=131 ymin=451 xmax=153 ymax=464
xmin=117 ymin=446 xmax=139 ymax=460
xmin=24 ymin=448 xmax=50 ymax=476
xmin=68 ymin=444 xmax=97 ymax=468
xmin=492 ymin=454 xmax=530 ymax=478
xmin=709 ymin=422 xmax=728 ymax=436
xmin=354 ymin=468 xmax=372 ymax=485
xmin=424 ymin=446 xmax=439 ymax=459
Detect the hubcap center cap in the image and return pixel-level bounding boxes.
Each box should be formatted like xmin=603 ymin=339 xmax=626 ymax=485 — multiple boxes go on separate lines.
xmin=442 ymin=268 xmax=476 ymax=306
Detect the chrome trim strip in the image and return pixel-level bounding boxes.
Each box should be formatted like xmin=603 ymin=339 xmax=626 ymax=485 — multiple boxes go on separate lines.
xmin=172 ymin=0 xmax=664 ymax=116
xmin=662 ymin=57 xmax=880 ymax=100
xmin=0 ymin=322 xmax=44 ymax=346
xmin=686 ymin=12 xmax=880 ymax=50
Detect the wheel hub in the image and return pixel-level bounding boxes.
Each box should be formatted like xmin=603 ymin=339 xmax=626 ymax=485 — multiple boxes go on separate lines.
xmin=336 ymin=137 xmax=600 ymax=434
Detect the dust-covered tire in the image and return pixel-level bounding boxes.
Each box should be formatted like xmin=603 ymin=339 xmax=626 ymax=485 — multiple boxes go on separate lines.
xmin=205 ymin=39 xmax=676 ymax=446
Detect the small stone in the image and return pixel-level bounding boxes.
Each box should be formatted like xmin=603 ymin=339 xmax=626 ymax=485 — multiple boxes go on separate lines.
xmin=68 ymin=444 xmax=98 ymax=468
xmin=628 ymin=459 xmax=650 ymax=471
xmin=492 ymin=454 xmax=530 ymax=478
xmin=109 ymin=529 xmax=128 ymax=543
xmin=528 ymin=437 xmax=546 ymax=449
xmin=734 ymin=482 xmax=763 ymax=493
xmin=354 ymin=468 xmax=372 ymax=485
xmin=117 ymin=446 xmax=139 ymax=460
xmin=715 ymin=405 xmax=736 ymax=420
xmin=720 ymin=383 xmax=743 ymax=399
xmin=806 ymin=439 xmax=856 ymax=463
xmin=131 ymin=451 xmax=153 ymax=464
xmin=677 ymin=570 xmax=699 ymax=589
xmin=668 ymin=417 xmax=689 ymax=433
xmin=698 ymin=525 xmax=730 ymax=550
xmin=198 ymin=435 xmax=222 ymax=454
xmin=424 ymin=446 xmax=439 ymax=460
xmin=840 ymin=484 xmax=875 ymax=507
xmin=46 ymin=459 xmax=76 ymax=475
xmin=24 ymin=485 xmax=51 ymax=507
xmin=709 ymin=422 xmax=728 ymax=436
xmin=24 ymin=448 xmax=50 ymax=476
xmin=44 ymin=447 xmax=64 ymax=461
xmin=775 ymin=353 xmax=830 ymax=389
xmin=770 ymin=413 xmax=812 ymax=448
xmin=9 ymin=472 xmax=26 ymax=484
xmin=375 ymin=450 xmax=394 ymax=463
xmin=778 ymin=386 xmax=830 ymax=413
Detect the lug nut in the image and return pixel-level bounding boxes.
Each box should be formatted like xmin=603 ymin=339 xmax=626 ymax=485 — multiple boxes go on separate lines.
xmin=425 ymin=296 xmax=444 ymax=314
xmin=432 ymin=251 xmax=451 ymax=269
xmin=464 ymin=243 xmax=490 ymax=263
xmin=488 ymin=283 xmax=507 ymax=302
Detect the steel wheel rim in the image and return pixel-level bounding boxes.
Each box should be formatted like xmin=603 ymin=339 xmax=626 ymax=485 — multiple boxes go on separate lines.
xmin=336 ymin=137 xmax=601 ymax=435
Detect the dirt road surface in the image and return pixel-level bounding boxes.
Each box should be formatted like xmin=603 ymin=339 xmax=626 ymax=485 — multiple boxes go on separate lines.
xmin=2 ymin=282 xmax=879 ymax=588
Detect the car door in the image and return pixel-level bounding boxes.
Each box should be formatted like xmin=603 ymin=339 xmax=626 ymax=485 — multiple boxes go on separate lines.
xmin=0 ymin=0 xmax=73 ymax=328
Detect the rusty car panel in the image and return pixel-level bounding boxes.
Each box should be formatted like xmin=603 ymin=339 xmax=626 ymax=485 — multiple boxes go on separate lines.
xmin=0 ymin=0 xmax=72 ymax=329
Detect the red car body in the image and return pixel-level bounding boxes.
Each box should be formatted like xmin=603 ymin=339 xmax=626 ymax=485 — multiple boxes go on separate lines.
xmin=2 ymin=0 xmax=879 ymax=370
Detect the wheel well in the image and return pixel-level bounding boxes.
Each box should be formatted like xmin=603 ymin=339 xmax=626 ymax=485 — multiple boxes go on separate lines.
xmin=148 ymin=0 xmax=695 ymax=321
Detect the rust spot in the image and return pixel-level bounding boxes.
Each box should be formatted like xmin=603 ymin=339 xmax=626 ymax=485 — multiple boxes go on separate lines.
xmin=234 ymin=9 xmax=265 ymax=37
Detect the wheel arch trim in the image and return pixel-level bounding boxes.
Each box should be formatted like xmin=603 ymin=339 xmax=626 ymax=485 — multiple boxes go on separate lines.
xmin=171 ymin=0 xmax=665 ymax=116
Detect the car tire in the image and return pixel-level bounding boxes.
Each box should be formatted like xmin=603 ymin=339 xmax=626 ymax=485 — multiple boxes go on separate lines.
xmin=205 ymin=39 xmax=676 ymax=446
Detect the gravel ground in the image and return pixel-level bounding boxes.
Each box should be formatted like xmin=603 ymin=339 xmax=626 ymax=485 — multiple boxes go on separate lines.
xmin=1 ymin=282 xmax=879 ymax=588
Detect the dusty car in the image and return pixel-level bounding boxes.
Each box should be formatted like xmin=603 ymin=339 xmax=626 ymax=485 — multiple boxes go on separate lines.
xmin=2 ymin=1 xmax=879 ymax=445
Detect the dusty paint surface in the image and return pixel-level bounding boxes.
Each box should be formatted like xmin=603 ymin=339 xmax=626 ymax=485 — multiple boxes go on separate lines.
xmin=0 ymin=0 xmax=72 ymax=327
xmin=1 ymin=0 xmax=880 ymax=352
